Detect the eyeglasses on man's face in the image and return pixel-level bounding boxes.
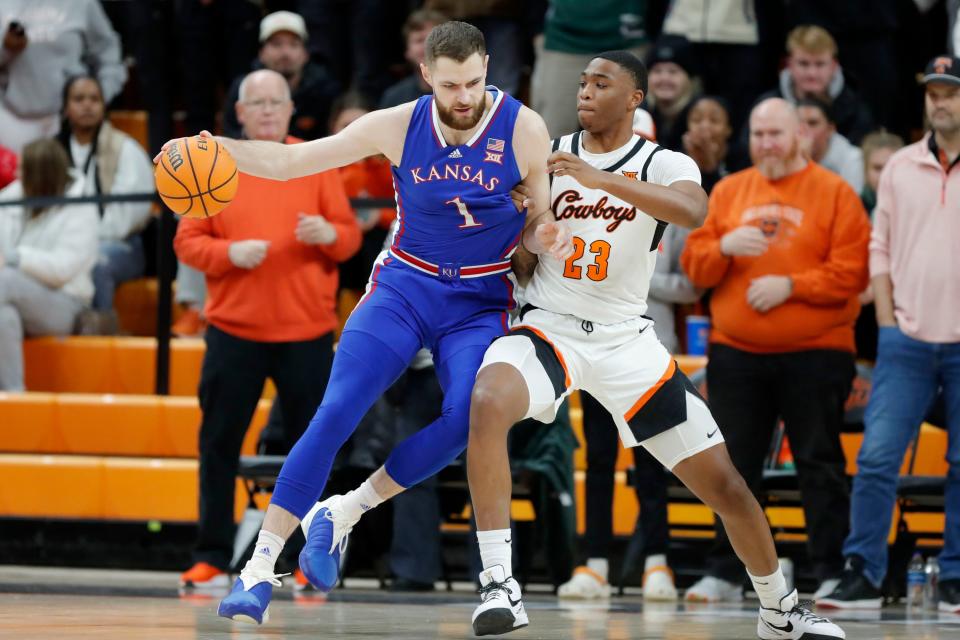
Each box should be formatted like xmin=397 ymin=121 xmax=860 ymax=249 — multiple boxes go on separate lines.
xmin=243 ymin=98 xmax=290 ymax=110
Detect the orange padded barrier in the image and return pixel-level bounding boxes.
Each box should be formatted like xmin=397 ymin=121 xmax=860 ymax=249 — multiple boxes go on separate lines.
xmin=24 ymin=336 xmax=277 ymax=397
xmin=0 ymin=392 xmax=271 ymax=458
xmin=0 ymin=454 xmax=250 ymax=522
xmin=101 ymin=457 xmax=200 ymax=521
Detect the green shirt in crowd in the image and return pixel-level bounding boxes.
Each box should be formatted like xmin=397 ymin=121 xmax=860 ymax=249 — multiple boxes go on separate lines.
xmin=543 ymin=0 xmax=648 ymax=54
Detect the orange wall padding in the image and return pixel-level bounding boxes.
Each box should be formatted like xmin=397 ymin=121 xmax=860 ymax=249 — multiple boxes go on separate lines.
xmin=0 ymin=392 xmax=271 ymax=457
xmin=0 ymin=454 xmax=250 ymax=521
xmin=23 ymin=337 xmax=277 ymax=398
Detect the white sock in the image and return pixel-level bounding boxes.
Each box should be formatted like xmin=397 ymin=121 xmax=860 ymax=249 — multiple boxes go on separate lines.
xmin=477 ymin=528 xmax=513 ymax=578
xmin=246 ymin=530 xmax=284 ymax=574
xmin=750 ymin=566 xmax=795 ymax=610
xmin=586 ymin=557 xmax=609 ymax=582
xmin=644 ymin=554 xmax=668 ymax=573
xmin=340 ymin=479 xmax=385 ymax=523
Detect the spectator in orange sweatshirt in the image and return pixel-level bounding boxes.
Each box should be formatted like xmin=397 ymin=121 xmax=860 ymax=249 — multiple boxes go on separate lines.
xmin=680 ymin=97 xmax=870 ymax=603
xmin=174 ymin=69 xmax=361 ymax=588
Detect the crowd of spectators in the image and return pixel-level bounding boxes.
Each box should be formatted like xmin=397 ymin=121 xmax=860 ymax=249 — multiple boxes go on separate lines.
xmin=0 ymin=0 xmax=957 ymax=600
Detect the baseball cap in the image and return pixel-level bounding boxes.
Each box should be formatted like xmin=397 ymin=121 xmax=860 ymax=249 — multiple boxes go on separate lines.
xmin=923 ymin=55 xmax=960 ymax=86
xmin=260 ymin=11 xmax=308 ymax=43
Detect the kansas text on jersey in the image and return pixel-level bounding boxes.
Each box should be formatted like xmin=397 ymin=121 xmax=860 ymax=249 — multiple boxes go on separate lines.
xmin=389 ymin=87 xmax=525 ymax=278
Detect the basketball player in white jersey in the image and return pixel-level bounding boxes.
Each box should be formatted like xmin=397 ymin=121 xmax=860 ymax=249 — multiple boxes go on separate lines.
xmin=466 ymin=51 xmax=846 ymax=640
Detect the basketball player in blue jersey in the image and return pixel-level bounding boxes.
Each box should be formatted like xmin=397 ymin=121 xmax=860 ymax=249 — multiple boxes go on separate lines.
xmin=154 ymin=21 xmax=571 ymax=625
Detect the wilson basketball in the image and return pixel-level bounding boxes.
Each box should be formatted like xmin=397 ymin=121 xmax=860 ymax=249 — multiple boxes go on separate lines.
xmin=155 ymin=136 xmax=239 ymax=218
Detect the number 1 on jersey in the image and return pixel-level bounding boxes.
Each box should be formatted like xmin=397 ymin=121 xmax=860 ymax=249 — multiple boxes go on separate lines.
xmin=447 ymin=196 xmax=483 ymax=229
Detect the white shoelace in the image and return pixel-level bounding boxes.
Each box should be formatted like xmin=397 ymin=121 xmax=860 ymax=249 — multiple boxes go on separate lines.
xmin=763 ymin=600 xmax=829 ymax=625
xmin=323 ymin=508 xmax=353 ymax=555
xmin=479 ymin=581 xmax=510 ymax=603
xmin=788 ymin=602 xmax=828 ymax=624
xmin=239 ymin=569 xmax=289 ymax=589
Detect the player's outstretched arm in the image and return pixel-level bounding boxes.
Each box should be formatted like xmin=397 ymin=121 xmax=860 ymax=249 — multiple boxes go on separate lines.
xmin=154 ymin=103 xmax=413 ymax=181
xmin=547 ymin=150 xmax=708 ymax=229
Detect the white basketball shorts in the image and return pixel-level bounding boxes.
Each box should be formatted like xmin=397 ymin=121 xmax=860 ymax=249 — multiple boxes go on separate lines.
xmin=479 ymin=306 xmax=724 ymax=469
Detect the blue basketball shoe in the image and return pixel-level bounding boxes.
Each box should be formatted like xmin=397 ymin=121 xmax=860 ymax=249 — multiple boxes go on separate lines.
xmin=217 ymin=568 xmax=284 ymax=625
xmin=299 ymin=495 xmax=354 ymax=592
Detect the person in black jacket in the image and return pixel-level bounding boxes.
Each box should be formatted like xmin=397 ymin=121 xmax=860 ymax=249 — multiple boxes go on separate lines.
xmin=221 ymin=11 xmax=340 ymax=141
xmin=782 ymin=0 xmax=898 ymax=129
xmin=643 ymin=35 xmax=701 ymax=152
xmin=727 ymin=24 xmax=876 ymax=172
xmin=757 ymin=25 xmax=874 ymax=144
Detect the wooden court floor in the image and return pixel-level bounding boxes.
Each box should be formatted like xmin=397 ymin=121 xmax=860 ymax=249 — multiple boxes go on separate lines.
xmin=0 ymin=567 xmax=958 ymax=639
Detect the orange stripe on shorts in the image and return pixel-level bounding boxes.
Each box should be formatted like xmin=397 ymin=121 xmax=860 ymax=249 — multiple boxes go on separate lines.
xmin=511 ymin=324 xmax=571 ymax=389
xmin=623 ymin=359 xmax=677 ymax=423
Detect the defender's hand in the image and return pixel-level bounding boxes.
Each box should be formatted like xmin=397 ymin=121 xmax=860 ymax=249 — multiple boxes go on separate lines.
xmin=547 ymin=151 xmax=606 ymax=190
xmin=535 ymin=220 xmax=574 ymax=260
xmin=510 ymin=184 xmax=535 ymax=213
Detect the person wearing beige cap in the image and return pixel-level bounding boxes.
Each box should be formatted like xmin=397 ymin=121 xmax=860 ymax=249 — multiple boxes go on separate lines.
xmin=222 ymin=11 xmax=340 ymax=141
xmin=259 ymin=10 xmax=308 ymax=42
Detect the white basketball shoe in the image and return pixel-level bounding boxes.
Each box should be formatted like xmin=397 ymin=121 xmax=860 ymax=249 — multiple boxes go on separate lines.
xmin=471 ymin=565 xmax=528 ymax=636
xmin=758 ymin=590 xmax=845 ymax=639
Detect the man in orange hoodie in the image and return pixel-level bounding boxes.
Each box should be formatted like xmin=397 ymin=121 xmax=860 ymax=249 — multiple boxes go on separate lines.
xmin=681 ymin=97 xmax=870 ymax=603
xmin=175 ymin=69 xmax=361 ymax=588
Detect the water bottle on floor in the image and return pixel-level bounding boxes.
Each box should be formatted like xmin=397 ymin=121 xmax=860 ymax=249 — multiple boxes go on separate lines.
xmin=907 ymin=553 xmax=925 ymax=608
xmin=923 ymin=555 xmax=940 ymax=611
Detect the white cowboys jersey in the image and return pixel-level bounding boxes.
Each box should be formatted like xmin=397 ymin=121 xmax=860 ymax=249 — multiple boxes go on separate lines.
xmin=524 ymin=132 xmax=701 ymax=325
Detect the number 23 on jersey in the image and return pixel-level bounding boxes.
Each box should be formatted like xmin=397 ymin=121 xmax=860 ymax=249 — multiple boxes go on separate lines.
xmin=563 ymin=236 xmax=610 ymax=281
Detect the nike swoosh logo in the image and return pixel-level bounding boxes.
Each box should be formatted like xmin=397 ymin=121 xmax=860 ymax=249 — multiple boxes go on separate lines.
xmin=508 ymin=594 xmax=522 ymax=606
xmin=764 ymin=619 xmax=793 ymax=633
xmin=706 ymin=429 xmax=718 ymax=438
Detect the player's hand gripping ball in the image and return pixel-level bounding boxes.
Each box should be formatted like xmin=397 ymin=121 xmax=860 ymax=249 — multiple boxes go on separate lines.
xmin=155 ymin=135 xmax=238 ymax=218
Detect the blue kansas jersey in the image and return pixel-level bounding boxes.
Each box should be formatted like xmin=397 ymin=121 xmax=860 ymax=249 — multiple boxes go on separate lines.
xmin=390 ymin=87 xmax=525 ymax=270
xmin=267 ymin=87 xmax=531 ymax=524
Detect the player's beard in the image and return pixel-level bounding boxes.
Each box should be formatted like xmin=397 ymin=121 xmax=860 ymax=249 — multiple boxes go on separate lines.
xmin=435 ymin=97 xmax=486 ymax=131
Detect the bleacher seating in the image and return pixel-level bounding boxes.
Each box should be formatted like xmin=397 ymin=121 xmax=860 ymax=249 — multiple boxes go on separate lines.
xmin=23 ymin=336 xmax=276 ymax=397
xmin=0 ymin=390 xmax=271 ymax=521
xmin=2 ymin=337 xmax=947 ymax=551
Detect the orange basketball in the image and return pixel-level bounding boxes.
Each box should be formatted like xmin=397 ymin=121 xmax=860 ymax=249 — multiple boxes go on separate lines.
xmin=155 ymin=136 xmax=239 ymax=218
